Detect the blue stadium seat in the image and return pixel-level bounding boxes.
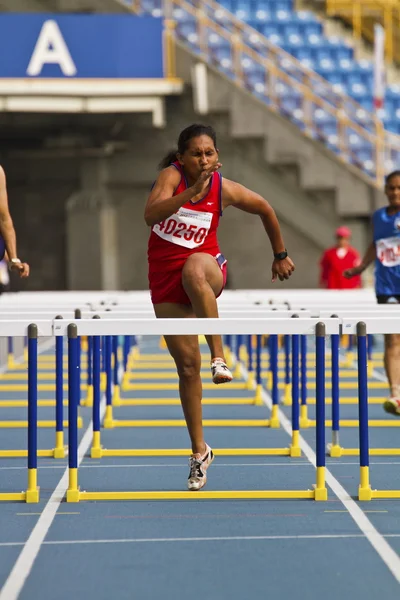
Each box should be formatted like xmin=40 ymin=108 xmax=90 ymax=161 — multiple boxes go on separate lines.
xmin=294 ymin=10 xmax=318 ymax=23
xmin=208 ymin=31 xmax=229 ymax=51
xmin=316 ymin=57 xmax=337 ymax=75
xmin=284 ymin=33 xmax=305 ymax=47
xmin=262 ymin=23 xmax=280 ymax=37
xmin=275 ymin=9 xmax=292 ymax=22
xmin=314 ymin=108 xmax=336 ymax=126
xmin=386 ymin=121 xmax=400 ymax=135
xmin=302 ymin=22 xmax=323 ymax=37
xmin=176 ymin=21 xmax=198 ymax=47
xmin=357 ymin=96 xmax=374 ymax=112
xmin=298 ymin=57 xmax=316 ymax=70
xmin=234 ymin=2 xmax=252 ymax=21
xmin=252 ymin=8 xmax=272 ymax=22
xmin=172 ymin=7 xmax=193 ymax=22
xmin=241 ymin=56 xmax=263 ymax=74
xmin=219 ymin=0 xmax=234 ymax=10
xmin=141 ymin=0 xmax=162 ymax=17
xmin=266 ymin=32 xmax=285 ymax=45
xmin=347 ymin=131 xmax=365 ymax=150
xmin=214 ymin=7 xmax=234 ymax=25
xmin=318 ymin=70 xmax=343 ymax=85
xmin=291 ymin=47 xmax=313 ymax=62
xmin=348 ymin=82 xmax=369 ymax=103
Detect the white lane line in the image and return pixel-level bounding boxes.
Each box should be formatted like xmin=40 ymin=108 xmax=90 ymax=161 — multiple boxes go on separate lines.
xmin=0 ymin=462 xmax=310 ymax=471
xmin=2 ymin=532 xmax=400 ymax=548
xmin=2 ymin=460 xmax=400 ymax=472
xmin=0 ymin=398 xmax=106 ymax=600
xmin=249 ymin=371 xmax=400 ymax=585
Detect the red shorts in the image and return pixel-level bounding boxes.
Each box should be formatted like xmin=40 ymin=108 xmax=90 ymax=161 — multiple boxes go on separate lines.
xmin=149 ymin=258 xmax=227 ymax=305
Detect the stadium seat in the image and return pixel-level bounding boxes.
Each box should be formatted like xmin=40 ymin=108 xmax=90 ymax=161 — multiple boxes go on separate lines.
xmin=140 ymin=0 xmax=400 ymax=164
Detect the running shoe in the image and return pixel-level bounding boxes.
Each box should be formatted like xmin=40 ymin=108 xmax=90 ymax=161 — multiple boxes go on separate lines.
xmin=211 ymin=358 xmax=233 ymax=384
xmin=383 ymin=397 xmax=400 ymax=416
xmin=187 ymin=444 xmax=214 ymax=491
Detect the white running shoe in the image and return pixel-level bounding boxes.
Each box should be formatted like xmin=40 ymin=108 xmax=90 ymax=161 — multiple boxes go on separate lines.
xmin=383 ymin=397 xmax=400 ymax=416
xmin=211 ymin=358 xmax=233 ymax=384
xmin=187 ymin=444 xmax=214 ymax=491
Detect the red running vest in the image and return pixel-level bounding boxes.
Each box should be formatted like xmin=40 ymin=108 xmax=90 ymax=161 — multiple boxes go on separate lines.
xmin=148 ymin=162 xmax=223 ymax=272
xmin=319 ymin=247 xmax=362 ymax=289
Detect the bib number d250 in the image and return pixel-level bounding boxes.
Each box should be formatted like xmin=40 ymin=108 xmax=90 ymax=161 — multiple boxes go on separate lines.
xmin=153 ymin=207 xmax=213 ymax=249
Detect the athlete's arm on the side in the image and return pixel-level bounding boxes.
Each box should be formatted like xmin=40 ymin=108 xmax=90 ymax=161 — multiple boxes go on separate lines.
xmin=0 ymin=166 xmax=29 ymax=278
xmin=222 ymin=179 xmax=295 ymax=282
xmin=144 ymin=163 xmax=221 ymax=226
xmin=343 ymin=241 xmax=375 ymax=278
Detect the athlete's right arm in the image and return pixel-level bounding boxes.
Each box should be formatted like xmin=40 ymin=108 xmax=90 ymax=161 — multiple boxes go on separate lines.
xmin=144 ymin=167 xmax=193 ymax=226
xmin=343 ymin=241 xmax=376 ymax=278
xmin=144 ymin=164 xmax=221 ymax=226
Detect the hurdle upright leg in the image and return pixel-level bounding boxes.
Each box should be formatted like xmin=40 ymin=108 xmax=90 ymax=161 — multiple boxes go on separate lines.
xmin=269 ymin=334 xmax=280 ymax=428
xmin=246 ymin=334 xmax=254 ymax=389
xmin=357 ymin=322 xmax=372 ymax=501
xmin=54 ymin=318 xmax=66 ymax=458
xmin=123 ymin=335 xmax=130 ymax=372
xmin=7 ymin=336 xmax=14 ymax=369
xmin=254 ymin=335 xmax=263 ymax=405
xmin=26 ymin=324 xmax=40 ymax=503
xmin=283 ymin=335 xmax=291 ymax=405
xmin=91 ymin=330 xmax=102 ymax=458
xmin=328 ymin=330 xmax=341 ymax=457
xmin=290 ymin=333 xmax=301 ymax=456
xmin=103 ymin=336 xmax=114 ymax=428
xmin=67 ymin=324 xmax=80 ymax=503
xmin=299 ymin=335 xmax=309 ymax=428
xmin=112 ymin=336 xmax=121 ymax=406
xmin=84 ymin=336 xmax=94 ymax=407
xmin=314 ymin=323 xmax=328 ymax=500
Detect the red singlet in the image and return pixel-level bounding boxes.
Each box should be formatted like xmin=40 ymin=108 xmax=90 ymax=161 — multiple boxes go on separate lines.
xmin=147 ymin=162 xmax=227 ymax=304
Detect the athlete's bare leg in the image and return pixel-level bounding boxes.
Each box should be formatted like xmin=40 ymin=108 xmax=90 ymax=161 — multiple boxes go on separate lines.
xmin=153 ymin=302 xmax=206 ymax=455
xmin=384 ymin=334 xmax=400 ymax=396
xmin=181 ymin=252 xmax=225 ymax=360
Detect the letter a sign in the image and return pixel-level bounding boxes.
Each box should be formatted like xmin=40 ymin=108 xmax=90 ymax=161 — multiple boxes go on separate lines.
xmin=27 ymin=20 xmax=77 ymax=76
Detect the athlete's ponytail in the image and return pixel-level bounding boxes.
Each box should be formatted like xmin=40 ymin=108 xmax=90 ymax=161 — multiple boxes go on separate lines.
xmin=158 ymin=149 xmax=179 ymax=170
xmin=158 ymin=124 xmax=217 ymax=170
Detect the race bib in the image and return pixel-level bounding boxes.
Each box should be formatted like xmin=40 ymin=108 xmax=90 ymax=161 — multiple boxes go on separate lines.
xmin=152 ymin=207 xmax=213 ymax=249
xmin=376 ymin=236 xmax=400 ymax=267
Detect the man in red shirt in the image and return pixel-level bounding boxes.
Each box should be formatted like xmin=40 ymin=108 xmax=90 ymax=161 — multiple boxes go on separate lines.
xmin=320 ymin=226 xmax=361 ymax=289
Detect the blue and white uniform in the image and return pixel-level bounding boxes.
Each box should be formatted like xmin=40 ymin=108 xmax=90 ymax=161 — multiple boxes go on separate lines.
xmin=372 ymin=207 xmax=400 ymax=296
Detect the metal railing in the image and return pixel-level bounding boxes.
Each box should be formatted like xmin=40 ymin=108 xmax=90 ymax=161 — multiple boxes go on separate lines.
xmin=326 ymin=0 xmax=400 ymax=64
xmin=122 ymin=0 xmax=400 ymax=187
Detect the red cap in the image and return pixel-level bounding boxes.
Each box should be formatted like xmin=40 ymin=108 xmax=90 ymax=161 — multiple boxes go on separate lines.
xmin=335 ymin=226 xmax=351 ymax=238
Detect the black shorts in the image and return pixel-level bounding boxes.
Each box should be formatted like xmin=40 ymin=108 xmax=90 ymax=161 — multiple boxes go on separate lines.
xmin=376 ymin=295 xmax=400 ymax=304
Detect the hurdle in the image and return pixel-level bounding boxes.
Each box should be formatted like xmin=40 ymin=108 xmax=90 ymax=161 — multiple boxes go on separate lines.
xmin=90 ymin=329 xmax=304 ymax=457
xmin=353 ymin=321 xmax=400 ymax=500
xmin=87 ymin=311 xmax=323 ymax=456
xmin=52 ymin=316 xmax=335 ymax=502
xmin=0 ymin=324 xmax=40 ymax=501
xmin=0 ymin=312 xmax=87 ymax=458
xmin=101 ymin=309 xmax=311 ymax=432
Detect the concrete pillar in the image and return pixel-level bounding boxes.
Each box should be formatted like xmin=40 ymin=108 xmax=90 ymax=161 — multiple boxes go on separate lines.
xmin=66 ymin=157 xmax=119 ymax=290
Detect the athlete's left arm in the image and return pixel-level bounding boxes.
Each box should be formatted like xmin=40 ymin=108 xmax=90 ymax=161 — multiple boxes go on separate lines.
xmin=222 ymin=179 xmax=295 ymax=282
xmin=0 ymin=166 xmax=29 ymax=278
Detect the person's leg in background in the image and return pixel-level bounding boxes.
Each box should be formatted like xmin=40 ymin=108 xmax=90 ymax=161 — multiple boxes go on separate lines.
xmin=383 ymin=334 xmax=400 ymax=415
